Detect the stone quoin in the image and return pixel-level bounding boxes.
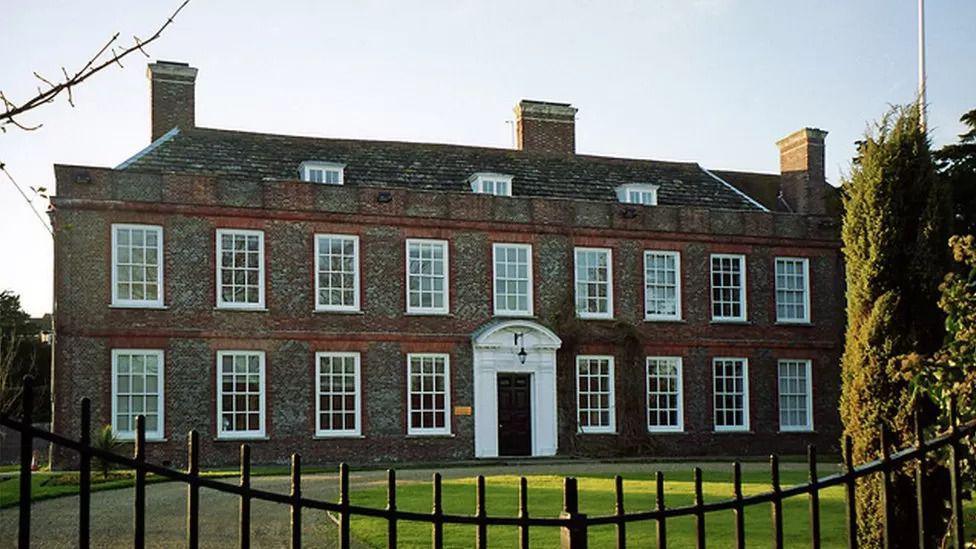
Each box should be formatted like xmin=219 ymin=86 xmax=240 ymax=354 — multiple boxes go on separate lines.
xmin=50 ymin=61 xmax=845 ymax=466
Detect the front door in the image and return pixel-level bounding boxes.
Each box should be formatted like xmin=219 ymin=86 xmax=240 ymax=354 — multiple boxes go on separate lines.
xmin=497 ymin=373 xmax=532 ymax=456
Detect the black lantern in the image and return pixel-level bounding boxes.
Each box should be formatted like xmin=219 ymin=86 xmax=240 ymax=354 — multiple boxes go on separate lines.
xmin=514 ymin=332 xmax=528 ymax=364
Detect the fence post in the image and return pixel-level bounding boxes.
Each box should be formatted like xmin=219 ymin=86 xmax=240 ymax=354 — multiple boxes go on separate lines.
xmin=560 ymin=477 xmax=587 ymax=549
xmin=79 ymin=397 xmax=91 ymax=549
xmin=808 ymin=445 xmax=821 ymax=549
xmin=948 ymin=398 xmax=965 ymax=548
xmin=693 ymin=467 xmax=705 ymax=549
xmin=913 ymin=408 xmax=927 ymax=549
xmin=386 ymin=469 xmax=397 ymax=549
xmin=770 ymin=455 xmax=783 ymax=549
xmin=476 ymin=475 xmax=487 ymax=549
xmin=431 ymin=472 xmax=443 ymax=549
xmin=732 ymin=462 xmax=744 ymax=549
xmin=17 ymin=375 xmax=34 ymax=549
xmin=239 ymin=444 xmax=251 ymax=549
xmin=614 ymin=475 xmax=626 ymax=549
xmin=290 ymin=453 xmax=301 ymax=549
xmin=843 ymin=436 xmax=858 ymax=549
xmin=518 ymin=476 xmax=530 ymax=549
xmin=338 ymin=463 xmax=350 ymax=549
xmin=655 ymin=471 xmax=666 ymax=549
xmin=880 ymin=426 xmax=894 ymax=549
xmin=134 ymin=415 xmax=146 ymax=549
xmin=187 ymin=430 xmax=199 ymax=549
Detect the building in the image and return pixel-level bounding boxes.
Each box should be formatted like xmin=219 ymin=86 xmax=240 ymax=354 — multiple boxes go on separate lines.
xmin=50 ymin=61 xmax=844 ymax=466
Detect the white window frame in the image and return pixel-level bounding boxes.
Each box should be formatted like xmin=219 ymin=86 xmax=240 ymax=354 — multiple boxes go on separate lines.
xmin=615 ymin=183 xmax=659 ymax=206
xmin=315 ymin=352 xmax=362 ymax=437
xmin=216 ymin=350 xmax=267 ymax=439
xmin=405 ymin=239 xmax=450 ymax=315
xmin=575 ymin=355 xmax=616 ymax=434
xmin=574 ymin=247 xmax=614 ymax=319
xmin=111 ymin=349 xmax=165 ymax=441
xmin=710 ymin=253 xmax=747 ymax=322
xmin=713 ymin=357 xmax=750 ymax=432
xmin=216 ymin=229 xmax=266 ymax=310
xmin=775 ymin=257 xmax=811 ymax=324
xmin=406 ymin=353 xmax=452 ymax=436
xmin=111 ymin=224 xmax=164 ymax=308
xmin=300 ymin=161 xmax=345 ymax=185
xmin=643 ymin=250 xmax=682 ymax=321
xmin=469 ymin=172 xmax=513 ymax=196
xmin=314 ymin=234 xmax=361 ymax=312
xmin=778 ymin=359 xmax=814 ymax=432
xmin=646 ymin=356 xmax=684 ymax=433
xmin=492 ymin=243 xmax=534 ymax=317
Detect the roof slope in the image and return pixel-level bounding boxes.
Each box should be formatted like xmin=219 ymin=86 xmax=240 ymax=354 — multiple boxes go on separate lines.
xmin=118 ymin=127 xmax=764 ymax=211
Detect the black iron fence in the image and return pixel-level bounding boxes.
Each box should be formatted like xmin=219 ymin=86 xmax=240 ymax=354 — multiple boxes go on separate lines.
xmin=2 ymin=376 xmax=973 ymax=549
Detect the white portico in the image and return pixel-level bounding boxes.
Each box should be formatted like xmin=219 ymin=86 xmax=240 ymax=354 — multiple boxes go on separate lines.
xmin=471 ymin=319 xmax=562 ymax=458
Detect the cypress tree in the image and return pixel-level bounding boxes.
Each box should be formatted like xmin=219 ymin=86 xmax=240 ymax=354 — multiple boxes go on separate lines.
xmin=839 ymin=104 xmax=950 ymax=548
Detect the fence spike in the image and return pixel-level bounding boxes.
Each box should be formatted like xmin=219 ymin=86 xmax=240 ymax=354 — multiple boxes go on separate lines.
xmin=432 ymin=473 xmax=443 ymax=549
xmin=771 ymin=455 xmax=783 ymax=549
xmin=518 ymin=477 xmax=529 ymax=549
xmin=386 ymin=469 xmax=397 ymax=549
xmin=17 ymin=375 xmax=34 ymax=549
xmin=239 ymin=444 xmax=251 ymax=549
xmin=79 ymin=397 xmax=91 ymax=549
xmin=339 ymin=463 xmax=350 ymax=549
xmin=614 ymin=475 xmax=626 ymax=549
xmin=655 ymin=471 xmax=666 ymax=549
xmin=290 ymin=454 xmax=301 ymax=549
xmin=694 ymin=467 xmax=705 ymax=549
xmin=733 ymin=462 xmax=744 ymax=549
xmin=880 ymin=426 xmax=894 ymax=549
xmin=914 ymin=408 xmax=927 ymax=549
xmin=187 ymin=430 xmax=199 ymax=549
xmin=843 ymin=436 xmax=858 ymax=549
xmin=808 ymin=445 xmax=821 ymax=549
xmin=134 ymin=415 xmax=146 ymax=549
xmin=948 ymin=397 xmax=966 ymax=548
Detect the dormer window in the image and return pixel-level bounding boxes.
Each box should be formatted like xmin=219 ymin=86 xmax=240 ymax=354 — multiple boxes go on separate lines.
xmin=301 ymin=161 xmax=345 ymax=185
xmin=469 ymin=173 xmax=513 ymax=196
xmin=616 ymin=184 xmax=658 ymax=206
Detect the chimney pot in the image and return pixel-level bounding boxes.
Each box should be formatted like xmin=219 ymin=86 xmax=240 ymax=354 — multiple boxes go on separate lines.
xmin=147 ymin=61 xmax=197 ymax=141
xmin=514 ymin=100 xmax=578 ymax=155
xmin=776 ymin=128 xmax=828 ymax=215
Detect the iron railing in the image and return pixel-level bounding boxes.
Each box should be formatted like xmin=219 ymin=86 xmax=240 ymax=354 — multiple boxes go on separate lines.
xmin=2 ymin=376 xmax=973 ymax=548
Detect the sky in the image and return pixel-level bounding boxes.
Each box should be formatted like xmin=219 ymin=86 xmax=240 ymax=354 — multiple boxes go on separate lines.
xmin=2 ymin=0 xmax=974 ymax=317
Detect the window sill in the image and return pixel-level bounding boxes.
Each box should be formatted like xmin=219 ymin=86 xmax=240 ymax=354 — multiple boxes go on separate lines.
xmin=774 ymin=321 xmax=814 ymax=327
xmin=578 ymin=430 xmax=617 ymax=436
xmin=314 ymin=309 xmax=364 ymax=315
xmin=646 ymin=430 xmax=685 ymax=435
xmin=712 ymin=429 xmax=753 ymax=434
xmin=110 ymin=304 xmax=168 ymax=310
xmin=710 ymin=320 xmax=751 ymax=325
xmin=405 ymin=312 xmax=453 ymax=317
xmin=644 ymin=317 xmax=684 ymax=323
xmin=214 ymin=307 xmax=269 ymax=313
xmin=214 ymin=435 xmax=269 ymax=442
xmin=576 ymin=315 xmax=615 ymax=321
xmin=493 ymin=312 xmax=535 ymax=319
xmin=313 ymin=434 xmax=365 ymax=440
xmin=406 ymin=433 xmax=455 ymax=438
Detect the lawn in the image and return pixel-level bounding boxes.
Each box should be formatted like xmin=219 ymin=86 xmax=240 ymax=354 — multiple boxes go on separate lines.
xmin=346 ymin=470 xmax=976 ymax=549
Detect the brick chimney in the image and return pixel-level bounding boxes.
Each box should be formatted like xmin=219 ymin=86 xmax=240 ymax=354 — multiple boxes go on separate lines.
xmin=776 ymin=128 xmax=828 ymax=215
xmin=147 ymin=61 xmax=197 ymax=141
xmin=514 ymin=100 xmax=578 ymax=154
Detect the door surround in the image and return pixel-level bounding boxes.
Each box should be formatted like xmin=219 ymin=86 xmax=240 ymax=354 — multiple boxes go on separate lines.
xmin=472 ymin=319 xmax=561 ymax=458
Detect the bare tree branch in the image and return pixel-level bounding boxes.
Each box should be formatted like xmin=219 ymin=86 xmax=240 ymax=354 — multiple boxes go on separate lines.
xmin=0 ymin=0 xmax=190 ymax=132
xmin=1 ymin=165 xmax=54 ymax=236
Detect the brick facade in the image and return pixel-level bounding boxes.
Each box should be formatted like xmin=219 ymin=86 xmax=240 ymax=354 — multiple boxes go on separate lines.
xmin=51 ymin=164 xmax=844 ymax=467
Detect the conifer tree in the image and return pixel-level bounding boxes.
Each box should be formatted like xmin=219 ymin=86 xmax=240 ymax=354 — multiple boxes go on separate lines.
xmin=839 ymin=104 xmax=951 ymax=547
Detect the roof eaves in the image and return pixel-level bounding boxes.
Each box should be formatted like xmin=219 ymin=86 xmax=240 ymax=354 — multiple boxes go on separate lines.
xmin=115 ymin=127 xmax=181 ymax=170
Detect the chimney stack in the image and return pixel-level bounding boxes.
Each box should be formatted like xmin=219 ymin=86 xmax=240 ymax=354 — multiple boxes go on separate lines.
xmin=514 ymin=100 xmax=578 ymax=155
xmin=147 ymin=61 xmax=197 ymax=141
xmin=776 ymin=128 xmax=828 ymax=215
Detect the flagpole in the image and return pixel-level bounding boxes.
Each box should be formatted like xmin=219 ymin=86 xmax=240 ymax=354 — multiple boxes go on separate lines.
xmin=918 ymin=0 xmax=927 ymax=131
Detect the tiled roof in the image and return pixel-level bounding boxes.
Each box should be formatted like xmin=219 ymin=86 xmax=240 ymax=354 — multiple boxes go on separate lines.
xmin=118 ymin=127 xmax=766 ymax=211
xmin=711 ymin=170 xmax=786 ymax=212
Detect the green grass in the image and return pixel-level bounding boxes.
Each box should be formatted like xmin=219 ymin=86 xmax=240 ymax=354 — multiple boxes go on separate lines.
xmin=346 ymin=471 xmax=976 ymax=549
